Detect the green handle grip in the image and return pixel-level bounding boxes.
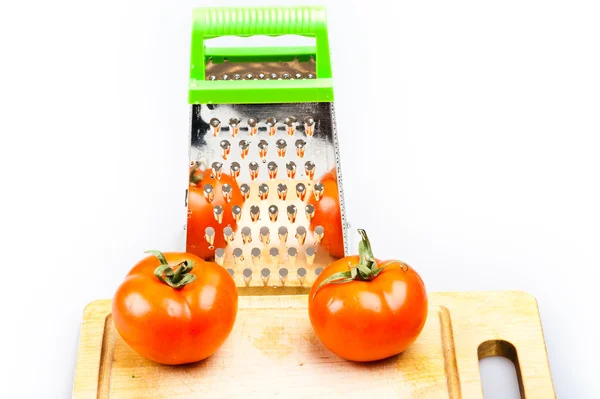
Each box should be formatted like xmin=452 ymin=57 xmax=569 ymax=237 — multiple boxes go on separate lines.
xmin=194 ymin=6 xmax=328 ymax=38
xmin=190 ymin=6 xmax=332 ymax=80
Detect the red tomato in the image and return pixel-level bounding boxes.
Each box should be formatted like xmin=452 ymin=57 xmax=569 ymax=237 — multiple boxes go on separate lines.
xmin=112 ymin=250 xmax=238 ymax=365
xmin=308 ymin=168 xmax=345 ymax=258
xmin=187 ymin=162 xmax=243 ymax=260
xmin=308 ymin=230 xmax=428 ymax=362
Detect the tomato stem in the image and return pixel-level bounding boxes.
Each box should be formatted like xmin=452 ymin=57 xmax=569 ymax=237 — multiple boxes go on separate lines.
xmin=146 ymin=250 xmax=197 ymax=289
xmin=312 ymin=229 xmax=389 ymax=298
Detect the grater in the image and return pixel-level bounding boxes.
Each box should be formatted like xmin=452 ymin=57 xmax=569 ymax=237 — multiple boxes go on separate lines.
xmin=185 ymin=6 xmax=347 ymax=293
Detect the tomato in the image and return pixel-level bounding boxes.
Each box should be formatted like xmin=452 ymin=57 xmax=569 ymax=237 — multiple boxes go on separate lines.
xmin=112 ymin=250 xmax=238 ymax=365
xmin=308 ymin=230 xmax=428 ymax=362
xmin=187 ymin=162 xmax=243 ymax=260
xmin=308 ymin=168 xmax=345 ymax=258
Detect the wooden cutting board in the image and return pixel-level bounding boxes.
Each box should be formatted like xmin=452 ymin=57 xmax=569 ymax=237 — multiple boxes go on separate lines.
xmin=72 ymin=291 xmax=555 ymax=398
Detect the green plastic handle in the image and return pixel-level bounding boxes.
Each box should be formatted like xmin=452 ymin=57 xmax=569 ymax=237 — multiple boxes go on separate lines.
xmin=190 ymin=6 xmax=332 ymax=81
xmin=194 ymin=6 xmax=328 ymax=38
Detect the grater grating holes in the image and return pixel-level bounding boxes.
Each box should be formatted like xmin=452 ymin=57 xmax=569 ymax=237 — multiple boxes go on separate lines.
xmin=189 ymin=105 xmax=344 ymax=289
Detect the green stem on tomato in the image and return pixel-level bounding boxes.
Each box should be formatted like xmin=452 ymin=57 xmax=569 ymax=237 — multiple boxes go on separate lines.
xmin=312 ymin=229 xmax=390 ymax=298
xmin=146 ymin=250 xmax=196 ymax=289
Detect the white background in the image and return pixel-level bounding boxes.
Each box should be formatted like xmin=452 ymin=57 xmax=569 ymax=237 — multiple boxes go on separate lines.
xmin=1 ymin=0 xmax=598 ymax=398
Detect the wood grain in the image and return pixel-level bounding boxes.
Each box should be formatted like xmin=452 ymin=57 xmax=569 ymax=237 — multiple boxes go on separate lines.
xmin=72 ymin=291 xmax=555 ymax=398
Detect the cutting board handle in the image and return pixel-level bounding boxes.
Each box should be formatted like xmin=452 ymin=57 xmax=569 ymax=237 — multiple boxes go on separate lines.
xmin=441 ymin=291 xmax=556 ymax=399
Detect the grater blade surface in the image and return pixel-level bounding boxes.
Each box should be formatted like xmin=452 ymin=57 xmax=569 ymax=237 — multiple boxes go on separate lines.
xmin=187 ymin=102 xmax=346 ymax=292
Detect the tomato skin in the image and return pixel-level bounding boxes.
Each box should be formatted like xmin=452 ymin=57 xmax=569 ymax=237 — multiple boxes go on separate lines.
xmin=309 ymin=169 xmax=345 ymax=258
xmin=186 ymin=168 xmax=243 ymax=260
xmin=308 ymin=256 xmax=428 ymax=362
xmin=112 ymin=252 xmax=238 ymax=365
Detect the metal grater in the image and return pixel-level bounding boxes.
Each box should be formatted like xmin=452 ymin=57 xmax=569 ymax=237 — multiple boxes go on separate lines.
xmin=185 ymin=6 xmax=347 ymax=293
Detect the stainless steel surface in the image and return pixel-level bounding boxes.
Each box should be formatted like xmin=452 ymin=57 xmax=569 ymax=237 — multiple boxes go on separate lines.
xmin=204 ymin=227 xmax=215 ymax=246
xmin=212 ymin=162 xmax=223 ymax=180
xmin=213 ymin=205 xmax=223 ymax=223
xmin=203 ymin=183 xmax=214 ymax=202
xmin=260 ymin=267 xmax=270 ymax=286
xmin=304 ymin=116 xmax=315 ymax=137
xmin=233 ymin=248 xmax=244 ymax=264
xmin=284 ymin=116 xmax=297 ymax=136
xmin=187 ymin=102 xmax=347 ymax=289
xmin=229 ymin=118 xmax=240 ymax=137
xmin=267 ymin=161 xmax=278 ymax=179
xmin=268 ymin=205 xmax=278 ymax=222
xmin=210 ymin=118 xmax=221 ymax=136
xmin=248 ymin=118 xmax=258 ymax=136
xmin=295 ymin=183 xmax=306 ymax=201
xmin=278 ymin=226 xmax=288 ymax=244
xmin=221 ymin=184 xmax=232 ymax=202
xmin=258 ymin=183 xmax=269 ymax=200
xmin=313 ymin=182 xmax=324 ymax=201
xmin=270 ymin=247 xmax=279 ymax=263
xmin=259 ymin=226 xmax=270 ymax=245
xmin=250 ymin=205 xmax=260 ymax=222
xmin=277 ymin=183 xmax=288 ymax=200
xmin=220 ymin=140 xmax=231 ymax=159
xmin=279 ymin=267 xmax=288 ymax=285
xmin=241 ymin=226 xmax=252 ymax=244
xmin=297 ymin=267 xmax=307 ymax=285
xmin=239 ymin=140 xmax=249 ymax=159
xmin=305 ymin=204 xmax=315 ymax=223
xmin=305 ymin=246 xmax=316 ymax=265
xmin=296 ymin=226 xmax=307 ymax=246
xmin=205 ymin=58 xmax=316 ymax=81
xmin=266 ymin=117 xmax=277 ymax=136
xmin=249 ymin=161 xmax=259 ymax=181
xmin=215 ymin=248 xmax=225 ymax=266
xmin=288 ymin=247 xmax=297 ymax=266
xmin=276 ymin=138 xmax=287 ymax=158
xmin=251 ymin=248 xmax=261 ymax=266
xmin=242 ymin=267 xmax=252 ymax=286
xmin=231 ymin=205 xmax=242 ymax=222
xmin=286 ymin=161 xmax=296 ymax=178
xmin=304 ymin=161 xmax=315 ymax=180
xmin=295 ymin=139 xmax=306 ymax=157
xmin=240 ymin=183 xmax=250 ymax=200
xmin=223 ymin=226 xmax=234 ymax=242
xmin=287 ymin=204 xmax=297 ymax=223
xmin=258 ymin=140 xmax=268 ymax=160
xmin=313 ymin=225 xmax=324 ymax=244
xmin=230 ymin=161 xmax=240 ymax=179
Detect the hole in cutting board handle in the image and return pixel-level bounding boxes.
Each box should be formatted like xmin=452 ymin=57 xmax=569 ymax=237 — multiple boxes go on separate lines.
xmin=478 ymin=340 xmax=524 ymax=399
